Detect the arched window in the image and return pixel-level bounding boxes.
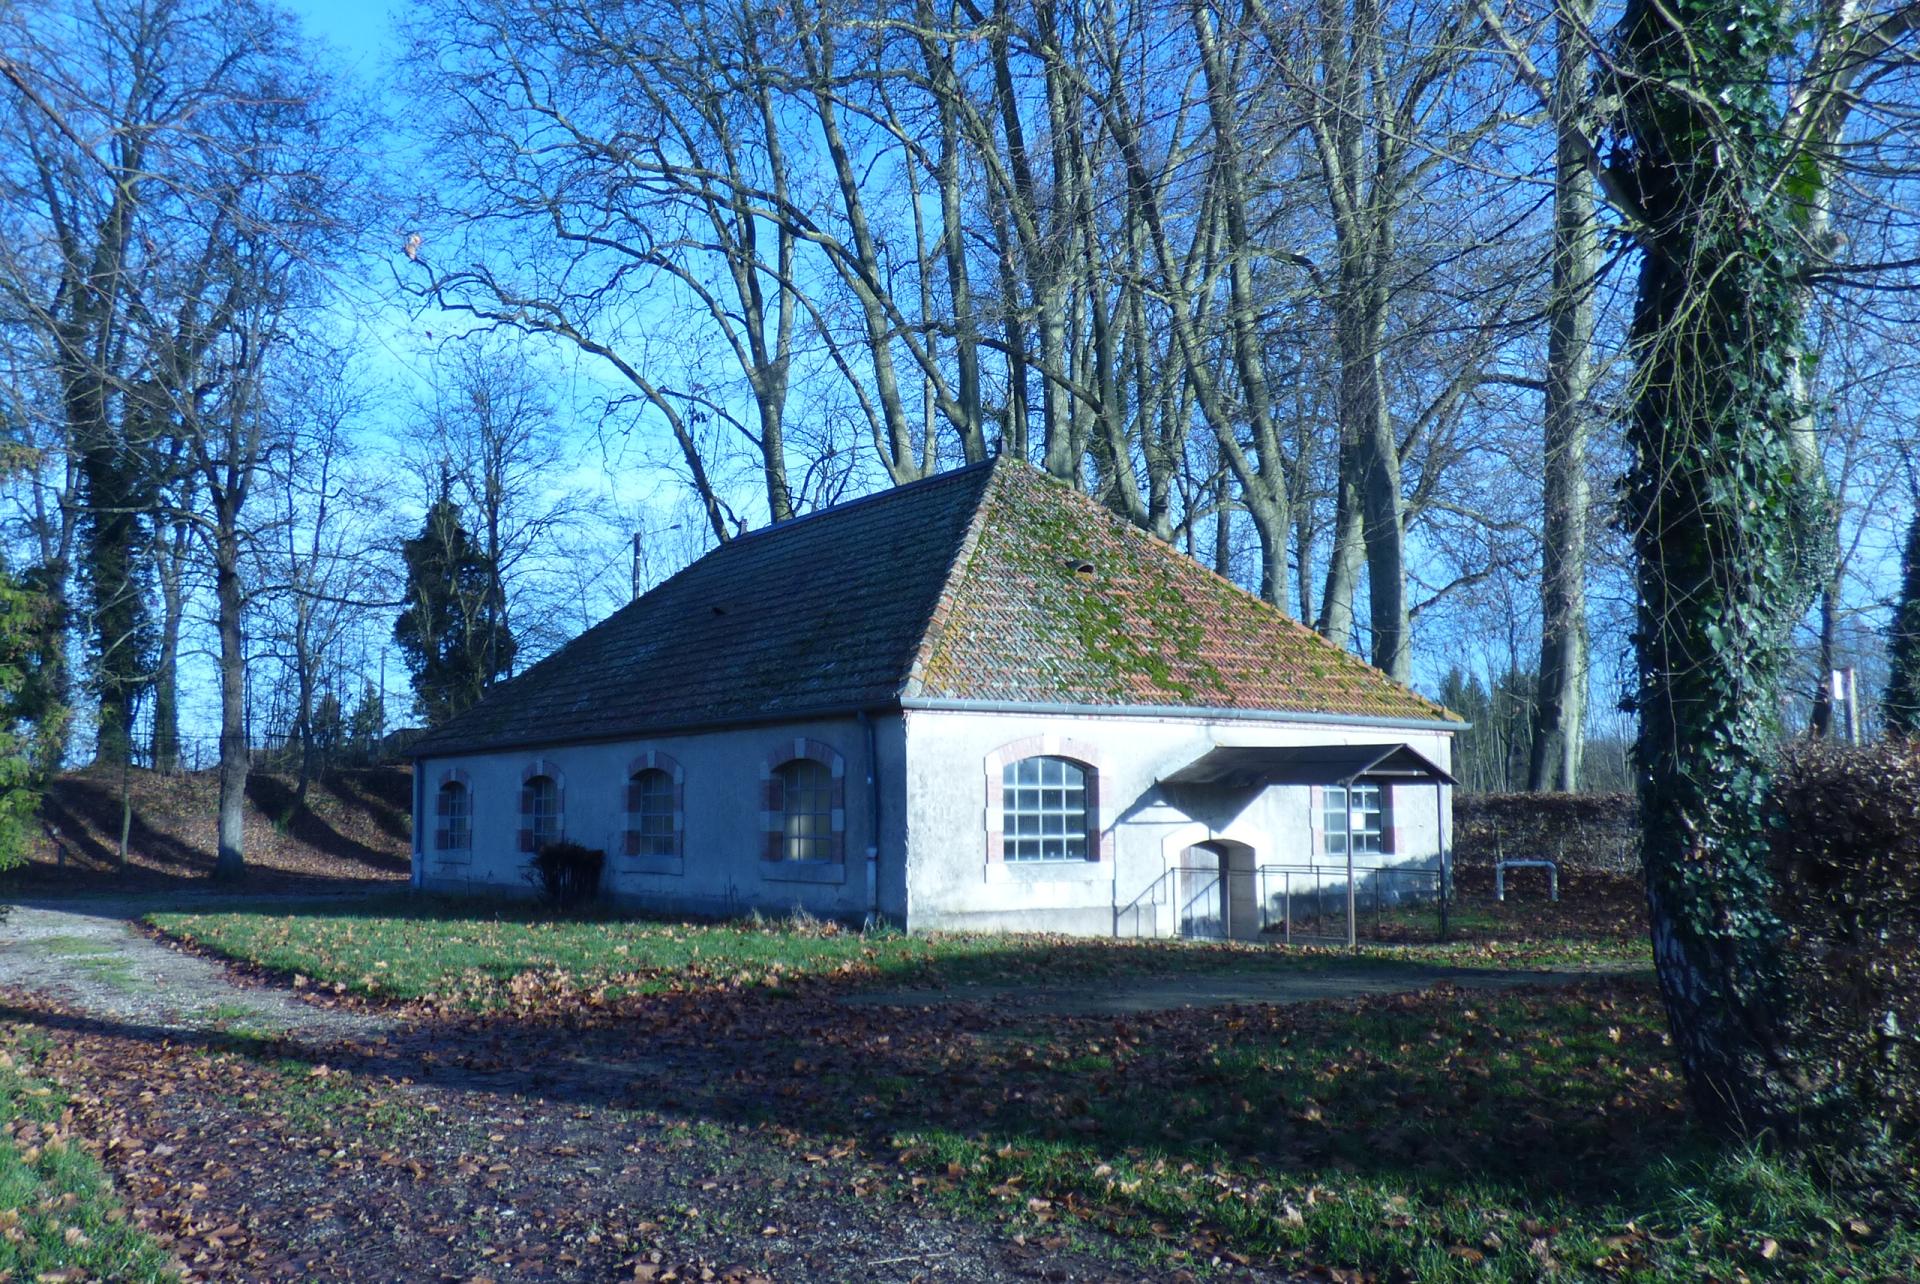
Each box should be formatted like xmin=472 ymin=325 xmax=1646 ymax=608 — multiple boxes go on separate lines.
xmin=1002 ymin=756 xmax=1089 ymax=861
xmin=626 ymin=768 xmax=676 ymax=858
xmin=519 ymin=773 xmax=562 ymax=852
xmin=434 ymin=779 xmax=470 ymax=851
xmin=775 ymin=758 xmax=834 ymax=862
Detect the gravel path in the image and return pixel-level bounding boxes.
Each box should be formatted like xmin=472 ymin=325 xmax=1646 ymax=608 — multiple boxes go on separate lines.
xmin=0 ymin=893 xmax=392 ymax=1040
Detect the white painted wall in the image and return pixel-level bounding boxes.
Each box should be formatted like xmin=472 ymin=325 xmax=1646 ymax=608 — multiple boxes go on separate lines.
xmin=899 ymin=708 xmax=1455 ymax=937
xmin=412 ymin=713 xmax=908 ymax=921
xmin=409 ymin=707 xmax=1454 ymax=939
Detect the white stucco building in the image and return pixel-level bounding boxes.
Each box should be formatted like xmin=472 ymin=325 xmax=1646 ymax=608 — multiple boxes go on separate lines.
xmin=409 ymin=458 xmax=1462 ymax=939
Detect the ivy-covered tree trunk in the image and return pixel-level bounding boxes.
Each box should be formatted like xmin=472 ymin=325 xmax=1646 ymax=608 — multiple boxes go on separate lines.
xmin=1617 ymin=0 xmax=1832 ymax=1136
xmin=77 ymin=430 xmax=154 ymax=768
xmin=1887 ymin=509 xmax=1920 ymax=737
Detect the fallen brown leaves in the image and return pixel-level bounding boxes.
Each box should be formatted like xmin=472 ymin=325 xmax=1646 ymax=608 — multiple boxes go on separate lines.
xmin=9 ymin=766 xmax=412 ymax=893
xmin=0 ymin=981 xmax=1207 ymax=1281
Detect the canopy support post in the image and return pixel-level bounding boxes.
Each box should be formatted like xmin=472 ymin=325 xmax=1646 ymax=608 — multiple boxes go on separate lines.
xmin=1436 ymin=777 xmax=1450 ymax=942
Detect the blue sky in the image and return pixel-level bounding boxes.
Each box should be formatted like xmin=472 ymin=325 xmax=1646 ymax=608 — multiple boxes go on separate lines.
xmin=285 ymin=0 xmax=397 ymax=73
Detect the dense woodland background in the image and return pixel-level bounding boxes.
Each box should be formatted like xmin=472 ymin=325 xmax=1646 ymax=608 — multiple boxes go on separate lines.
xmin=0 ymin=0 xmax=1916 ymax=820
xmin=3 ymin=0 xmax=1920 ymax=1156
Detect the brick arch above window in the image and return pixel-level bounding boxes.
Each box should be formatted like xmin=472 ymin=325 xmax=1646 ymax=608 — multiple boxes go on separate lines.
xmin=518 ymin=758 xmax=566 ymax=853
xmin=983 ymin=735 xmax=1113 ymax=863
xmin=759 ymin=737 xmax=846 ymax=863
xmin=624 ymin=751 xmax=685 ymax=861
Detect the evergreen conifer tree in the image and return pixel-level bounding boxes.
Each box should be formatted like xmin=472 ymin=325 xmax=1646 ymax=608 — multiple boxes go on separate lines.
xmin=394 ymin=497 xmax=515 ymax=725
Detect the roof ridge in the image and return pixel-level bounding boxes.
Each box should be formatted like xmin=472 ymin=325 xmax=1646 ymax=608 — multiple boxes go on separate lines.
xmin=897 ymin=456 xmax=1014 ymax=700
xmin=721 ymin=455 xmax=999 ymax=550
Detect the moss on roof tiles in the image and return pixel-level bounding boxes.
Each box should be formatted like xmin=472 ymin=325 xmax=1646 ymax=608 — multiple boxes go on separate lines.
xmin=909 ymin=463 xmax=1460 ymax=723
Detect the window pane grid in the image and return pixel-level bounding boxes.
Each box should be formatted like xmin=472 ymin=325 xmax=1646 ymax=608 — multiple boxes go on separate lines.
xmin=778 ymin=759 xmax=834 ymax=862
xmin=440 ymin=784 xmax=470 ymax=850
xmin=528 ymin=776 xmax=560 ymax=848
xmin=1002 ymin=757 xmax=1088 ymax=861
xmin=632 ymin=770 xmax=676 ymax=858
xmin=1324 ymin=782 xmax=1385 ymax=858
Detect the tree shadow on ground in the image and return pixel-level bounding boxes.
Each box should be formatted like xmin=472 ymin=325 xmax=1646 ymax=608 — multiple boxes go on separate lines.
xmin=35 ymin=778 xmax=210 ymax=874
xmin=316 ymin=767 xmax=413 ymax=846
xmin=0 ymin=957 xmax=1687 ymax=1220
xmin=244 ymin=775 xmax=410 ymax=877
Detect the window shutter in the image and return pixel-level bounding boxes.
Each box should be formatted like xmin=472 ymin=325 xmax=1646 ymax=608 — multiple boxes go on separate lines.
xmin=433 ymin=826 xmax=449 ymax=851
xmin=626 ymin=778 xmax=642 ymax=813
xmin=435 ymin=788 xmax=450 ymax=817
xmin=623 ymin=829 xmax=640 ymax=857
xmin=518 ymin=826 xmax=534 ymax=854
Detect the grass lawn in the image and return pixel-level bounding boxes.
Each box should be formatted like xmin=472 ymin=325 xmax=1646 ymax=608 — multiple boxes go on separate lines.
xmin=0 ymin=1027 xmax=173 ymax=1282
xmin=90 ymin=888 xmax=1920 ymax=1279
xmin=145 ymin=884 xmax=1648 ymax=1008
xmin=851 ymin=984 xmax=1916 ymax=1281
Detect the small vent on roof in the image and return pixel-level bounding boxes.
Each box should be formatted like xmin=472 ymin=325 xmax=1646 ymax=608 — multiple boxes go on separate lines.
xmin=711 ymin=604 xmax=728 ymax=616
xmin=1067 ymin=558 xmax=1096 ymax=577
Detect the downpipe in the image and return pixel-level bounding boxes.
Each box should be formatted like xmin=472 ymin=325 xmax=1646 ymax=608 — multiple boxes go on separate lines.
xmin=860 ymin=706 xmax=879 ymax=925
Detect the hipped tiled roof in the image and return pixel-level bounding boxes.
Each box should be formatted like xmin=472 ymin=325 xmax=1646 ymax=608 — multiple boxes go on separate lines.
xmin=411 ymin=458 xmax=1457 ymax=758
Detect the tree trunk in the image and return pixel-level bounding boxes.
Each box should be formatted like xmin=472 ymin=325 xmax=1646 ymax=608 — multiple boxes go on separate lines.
xmin=1809 ymin=579 xmax=1840 ymax=738
xmin=212 ymin=522 xmax=248 ymax=882
xmin=150 ymin=517 xmax=188 ymax=774
xmin=1529 ymin=0 xmax=1597 ymax=792
xmin=1317 ymin=444 xmax=1364 ymax=648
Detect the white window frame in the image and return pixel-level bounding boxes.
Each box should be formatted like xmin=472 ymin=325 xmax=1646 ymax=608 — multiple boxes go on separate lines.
xmin=528 ymin=774 xmax=561 ymax=848
xmin=1324 ymin=781 xmax=1388 ymax=858
xmin=629 ymin=768 xmax=676 ymax=858
xmin=1001 ymin=756 xmax=1090 ymax=862
xmin=438 ymin=781 xmax=471 ymax=851
xmin=776 ymin=758 xmax=835 ymax=862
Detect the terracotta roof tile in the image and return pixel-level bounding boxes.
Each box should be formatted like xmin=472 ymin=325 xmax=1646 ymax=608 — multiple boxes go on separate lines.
xmin=906 ymin=463 xmax=1460 ymax=723
xmin=412 ymin=457 xmax=1456 ymax=758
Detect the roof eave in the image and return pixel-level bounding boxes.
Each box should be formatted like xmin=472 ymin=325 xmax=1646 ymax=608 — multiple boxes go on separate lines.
xmin=408 ymin=698 xmax=907 ymax=761
xmin=897 ymin=695 xmax=1468 ymax=733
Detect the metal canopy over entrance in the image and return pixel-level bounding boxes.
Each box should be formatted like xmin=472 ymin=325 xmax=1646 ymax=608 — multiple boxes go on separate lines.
xmin=1152 ymin=742 xmax=1455 ymax=949
xmin=1157 ymin=742 xmax=1455 ymax=790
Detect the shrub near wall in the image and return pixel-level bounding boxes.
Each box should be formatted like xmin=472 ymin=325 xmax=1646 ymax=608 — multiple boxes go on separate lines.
xmin=527 ymin=842 xmax=606 ymax=907
xmin=1766 ymin=742 xmax=1920 ymax=1165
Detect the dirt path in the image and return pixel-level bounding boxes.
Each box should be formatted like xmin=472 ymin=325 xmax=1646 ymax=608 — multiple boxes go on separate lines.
xmin=0 ymin=897 xmax=1301 ymax=1280
xmin=0 ymin=893 xmax=391 ymax=1041
xmin=0 ymin=894 xmax=1636 ymax=1282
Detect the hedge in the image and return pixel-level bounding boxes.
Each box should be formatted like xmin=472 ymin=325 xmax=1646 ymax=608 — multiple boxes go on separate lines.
xmin=1765 ymin=742 xmax=1920 ymax=1164
xmin=1453 ymin=792 xmax=1637 ymax=873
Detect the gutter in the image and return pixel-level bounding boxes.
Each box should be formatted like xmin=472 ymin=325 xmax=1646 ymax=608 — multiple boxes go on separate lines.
xmin=409 ymin=698 xmax=1467 ymax=764
xmin=897 ymin=696 xmax=1469 ymax=733
xmin=407 ymin=700 xmax=905 ymax=760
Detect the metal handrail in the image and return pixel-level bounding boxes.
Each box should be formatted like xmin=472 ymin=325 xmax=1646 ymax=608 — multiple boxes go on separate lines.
xmin=1114 ymin=858 xmax=1451 ymax=945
